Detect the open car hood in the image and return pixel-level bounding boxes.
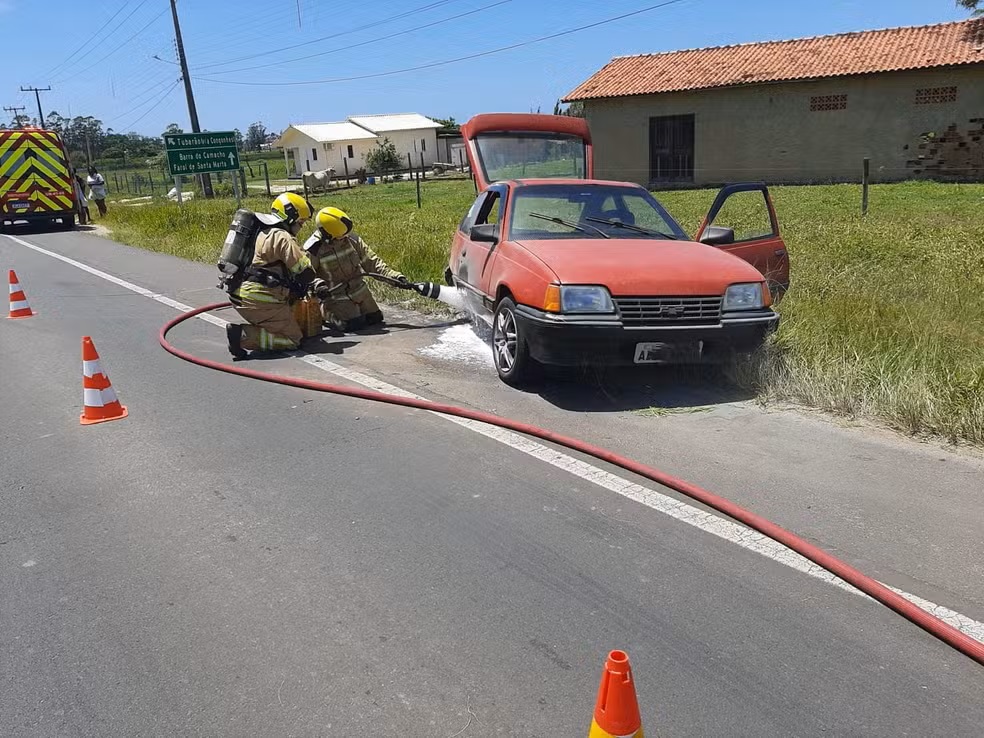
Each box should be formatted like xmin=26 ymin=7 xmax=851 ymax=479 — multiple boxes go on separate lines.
xmin=513 ymin=238 xmax=767 ymax=296
xmin=460 ymin=113 xmax=593 ymax=191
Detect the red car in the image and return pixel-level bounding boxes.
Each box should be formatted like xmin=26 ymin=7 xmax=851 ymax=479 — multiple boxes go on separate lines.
xmin=447 ymin=113 xmax=790 ymax=386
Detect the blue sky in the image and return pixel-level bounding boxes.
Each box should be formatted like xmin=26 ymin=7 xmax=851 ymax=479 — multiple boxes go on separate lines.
xmin=2 ymin=0 xmax=973 ymax=137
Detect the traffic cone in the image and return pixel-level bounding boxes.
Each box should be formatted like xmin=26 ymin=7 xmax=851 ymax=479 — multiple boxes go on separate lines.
xmin=7 ymin=269 xmax=35 ymax=319
xmin=80 ymin=336 xmax=128 ymax=425
xmin=589 ymin=650 xmax=644 ymax=738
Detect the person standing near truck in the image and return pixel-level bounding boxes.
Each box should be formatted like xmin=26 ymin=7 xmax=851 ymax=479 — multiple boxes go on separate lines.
xmin=86 ymin=165 xmax=108 ymax=217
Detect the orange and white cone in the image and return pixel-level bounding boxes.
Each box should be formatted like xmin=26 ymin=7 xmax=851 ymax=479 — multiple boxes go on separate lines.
xmin=80 ymin=336 xmax=128 ymax=425
xmin=7 ymin=269 xmax=35 ymax=319
xmin=589 ymin=650 xmax=645 ymax=738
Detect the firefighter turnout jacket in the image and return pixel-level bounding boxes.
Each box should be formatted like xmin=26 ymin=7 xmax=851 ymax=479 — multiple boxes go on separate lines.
xmin=304 ymin=231 xmax=406 ymax=323
xmin=230 ymin=225 xmax=317 ymax=352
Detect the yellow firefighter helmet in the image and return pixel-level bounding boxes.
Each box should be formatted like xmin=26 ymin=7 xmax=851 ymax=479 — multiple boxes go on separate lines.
xmin=316 ymin=206 xmax=354 ymax=240
xmin=271 ymin=192 xmax=313 ymax=226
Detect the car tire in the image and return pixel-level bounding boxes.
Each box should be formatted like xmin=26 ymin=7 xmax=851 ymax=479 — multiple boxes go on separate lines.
xmin=443 ymin=265 xmax=454 ymax=286
xmin=492 ymin=296 xmax=538 ymax=387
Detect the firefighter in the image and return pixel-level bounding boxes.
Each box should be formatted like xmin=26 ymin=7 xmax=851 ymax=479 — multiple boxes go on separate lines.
xmin=226 ymin=192 xmax=330 ymax=358
xmin=304 ymin=206 xmax=408 ymax=332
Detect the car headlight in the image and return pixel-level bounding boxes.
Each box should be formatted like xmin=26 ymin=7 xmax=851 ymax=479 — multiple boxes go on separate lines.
xmin=545 ymin=285 xmax=614 ymax=313
xmin=723 ymin=282 xmax=765 ymax=311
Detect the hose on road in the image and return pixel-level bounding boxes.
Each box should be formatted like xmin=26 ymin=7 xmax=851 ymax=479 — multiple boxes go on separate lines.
xmin=160 ymin=301 xmax=984 ymax=668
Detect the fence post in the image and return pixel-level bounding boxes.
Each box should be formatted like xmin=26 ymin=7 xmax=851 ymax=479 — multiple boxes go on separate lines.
xmin=148 ymin=171 xmax=155 ymax=196
xmin=415 ymin=169 xmax=421 ymax=209
xmin=343 ymin=158 xmax=349 ymax=187
xmin=232 ymin=169 xmax=242 ymax=210
xmin=239 ymin=167 xmax=247 ymax=196
xmin=861 ymin=157 xmax=870 ymax=217
xmin=263 ymin=161 xmax=271 ymax=196
xmin=407 ymin=152 xmax=413 ymax=183
xmin=457 ymin=150 xmax=464 ymax=173
xmin=420 ymin=151 xmax=426 ymax=181
xmin=303 ymin=175 xmax=309 ymax=201
xmin=114 ymin=173 xmax=120 ymax=191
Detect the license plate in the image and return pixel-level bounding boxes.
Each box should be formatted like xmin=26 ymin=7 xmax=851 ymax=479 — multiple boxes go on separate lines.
xmin=633 ymin=341 xmax=703 ymax=363
xmin=8 ymin=201 xmax=30 ymax=210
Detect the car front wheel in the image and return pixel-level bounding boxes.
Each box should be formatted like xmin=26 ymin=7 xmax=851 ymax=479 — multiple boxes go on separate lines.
xmin=492 ymin=297 xmax=537 ymax=386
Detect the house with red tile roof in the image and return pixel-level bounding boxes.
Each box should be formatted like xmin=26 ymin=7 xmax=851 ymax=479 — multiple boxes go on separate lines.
xmin=563 ymin=20 xmax=984 ymax=186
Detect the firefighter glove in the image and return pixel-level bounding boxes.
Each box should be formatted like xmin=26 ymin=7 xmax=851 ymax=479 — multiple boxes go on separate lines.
xmin=313 ymin=279 xmax=333 ymax=301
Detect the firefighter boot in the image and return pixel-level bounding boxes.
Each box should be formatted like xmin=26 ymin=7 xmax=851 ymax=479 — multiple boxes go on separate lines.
xmin=226 ymin=323 xmax=248 ymax=359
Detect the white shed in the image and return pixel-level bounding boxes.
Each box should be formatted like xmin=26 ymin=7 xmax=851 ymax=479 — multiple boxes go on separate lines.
xmin=348 ymin=114 xmax=443 ymax=168
xmin=276 ymin=114 xmax=445 ymax=178
xmin=276 ymin=122 xmax=378 ymax=178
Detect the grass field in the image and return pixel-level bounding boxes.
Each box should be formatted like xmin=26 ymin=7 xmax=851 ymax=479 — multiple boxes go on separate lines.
xmin=101 ymin=178 xmax=984 ymax=445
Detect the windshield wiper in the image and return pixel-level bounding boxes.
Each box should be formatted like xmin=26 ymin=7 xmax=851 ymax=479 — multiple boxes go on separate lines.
xmin=528 ymin=212 xmax=610 ymax=238
xmin=585 ymin=217 xmax=679 ymax=240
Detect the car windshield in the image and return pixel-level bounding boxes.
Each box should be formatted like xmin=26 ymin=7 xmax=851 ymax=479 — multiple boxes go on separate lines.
xmin=473 ymin=133 xmax=586 ymax=182
xmin=508 ymin=184 xmax=689 ymax=241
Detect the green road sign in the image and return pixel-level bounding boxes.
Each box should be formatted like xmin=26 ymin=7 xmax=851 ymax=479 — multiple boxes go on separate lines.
xmin=164 ymin=131 xmax=240 ymax=177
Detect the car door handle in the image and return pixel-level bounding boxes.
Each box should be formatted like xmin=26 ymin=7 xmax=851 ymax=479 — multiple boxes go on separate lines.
xmin=774 ymin=249 xmax=786 ymax=256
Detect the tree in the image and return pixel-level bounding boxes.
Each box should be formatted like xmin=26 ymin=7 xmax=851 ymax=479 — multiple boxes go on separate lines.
xmin=365 ymin=137 xmax=403 ymax=177
xmin=246 ymin=121 xmax=267 ymax=152
xmin=233 ymin=128 xmax=244 ymax=150
xmin=553 ymin=99 xmax=585 ymax=118
xmin=162 ymin=123 xmax=184 ymax=137
xmin=957 ymin=0 xmax=982 ymax=13
xmin=432 ymin=116 xmax=458 ymax=132
xmin=7 ymin=113 xmax=34 ymax=128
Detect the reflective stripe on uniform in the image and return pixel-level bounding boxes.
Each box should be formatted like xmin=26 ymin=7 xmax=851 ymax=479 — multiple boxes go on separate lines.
xmin=316 ymin=244 xmax=358 ymax=270
xmin=235 ymin=281 xmax=284 ymax=304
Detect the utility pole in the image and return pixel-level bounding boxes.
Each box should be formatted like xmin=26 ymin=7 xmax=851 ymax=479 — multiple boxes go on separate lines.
xmin=20 ymin=86 xmax=50 ymax=127
xmin=3 ymin=105 xmax=27 ymax=127
xmin=169 ymin=0 xmax=213 ymax=198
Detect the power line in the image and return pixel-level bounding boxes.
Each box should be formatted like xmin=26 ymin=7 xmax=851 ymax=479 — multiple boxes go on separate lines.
xmin=104 ymin=76 xmax=181 ymax=127
xmin=3 ymin=105 xmax=27 ymax=125
xmin=197 ymin=0 xmax=461 ymax=71
xmin=20 ymin=86 xmax=52 ymax=126
xmin=195 ymin=0 xmax=689 ymax=87
xmin=54 ymin=4 xmax=166 ymax=84
xmin=43 ymin=2 xmax=131 ymax=79
xmin=115 ymin=80 xmax=180 ymax=132
xmin=203 ymin=0 xmax=511 ymax=76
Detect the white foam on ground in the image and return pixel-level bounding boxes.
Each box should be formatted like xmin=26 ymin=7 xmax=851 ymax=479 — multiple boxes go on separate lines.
xmin=419 ymin=323 xmax=493 ymax=365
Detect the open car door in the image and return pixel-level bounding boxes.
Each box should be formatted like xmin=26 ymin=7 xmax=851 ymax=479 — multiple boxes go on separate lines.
xmin=460 ymin=113 xmax=593 ymax=191
xmin=694 ymin=183 xmax=790 ymax=303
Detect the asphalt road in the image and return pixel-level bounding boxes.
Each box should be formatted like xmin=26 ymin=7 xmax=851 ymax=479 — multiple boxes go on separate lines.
xmin=2 ymin=227 xmax=983 ymax=737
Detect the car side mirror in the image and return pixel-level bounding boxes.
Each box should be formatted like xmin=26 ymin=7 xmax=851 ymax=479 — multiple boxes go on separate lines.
xmin=470 ymin=223 xmax=499 ymax=244
xmin=699 ymin=225 xmax=735 ymax=246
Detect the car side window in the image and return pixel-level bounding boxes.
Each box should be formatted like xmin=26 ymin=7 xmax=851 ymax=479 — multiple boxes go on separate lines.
xmin=460 ymin=192 xmax=488 ymax=232
xmin=477 ymin=192 xmax=500 ymax=225
xmin=708 ymin=190 xmax=776 ymax=242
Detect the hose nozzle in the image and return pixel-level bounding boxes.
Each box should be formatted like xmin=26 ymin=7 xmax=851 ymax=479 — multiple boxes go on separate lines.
xmin=412 ymin=281 xmax=441 ymax=299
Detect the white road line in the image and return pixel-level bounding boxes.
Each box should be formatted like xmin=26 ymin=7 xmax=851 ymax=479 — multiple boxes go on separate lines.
xmin=6 ymin=232 xmax=984 ymax=645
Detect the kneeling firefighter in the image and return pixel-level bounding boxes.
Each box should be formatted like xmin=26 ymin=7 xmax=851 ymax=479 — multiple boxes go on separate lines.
xmin=219 ymin=192 xmax=332 ymax=358
xmin=303 ymin=206 xmax=428 ymax=332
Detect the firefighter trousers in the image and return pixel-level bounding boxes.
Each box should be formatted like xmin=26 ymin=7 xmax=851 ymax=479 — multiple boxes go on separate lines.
xmin=235 ymin=300 xmax=303 ymax=351
xmin=321 ymin=278 xmax=383 ymax=330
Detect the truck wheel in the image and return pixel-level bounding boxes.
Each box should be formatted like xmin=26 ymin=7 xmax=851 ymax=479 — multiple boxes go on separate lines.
xmin=492 ymin=296 xmax=537 ymax=387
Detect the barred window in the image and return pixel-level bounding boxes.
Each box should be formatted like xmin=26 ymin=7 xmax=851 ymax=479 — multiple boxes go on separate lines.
xmin=915 ymin=86 xmax=957 ymax=105
xmin=810 ymin=94 xmax=847 ymax=111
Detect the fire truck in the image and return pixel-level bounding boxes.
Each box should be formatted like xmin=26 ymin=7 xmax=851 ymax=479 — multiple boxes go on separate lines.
xmin=0 ymin=127 xmax=79 ymax=230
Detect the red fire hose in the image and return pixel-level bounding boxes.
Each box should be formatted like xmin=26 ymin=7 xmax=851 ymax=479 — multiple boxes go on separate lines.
xmin=161 ymin=301 xmax=984 ymax=668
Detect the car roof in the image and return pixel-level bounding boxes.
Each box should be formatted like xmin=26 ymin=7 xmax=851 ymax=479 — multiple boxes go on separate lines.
xmin=503 ymin=178 xmax=646 ymax=189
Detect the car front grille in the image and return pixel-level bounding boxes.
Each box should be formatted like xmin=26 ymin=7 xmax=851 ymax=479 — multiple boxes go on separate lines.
xmin=614 ymin=296 xmax=722 ymax=327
